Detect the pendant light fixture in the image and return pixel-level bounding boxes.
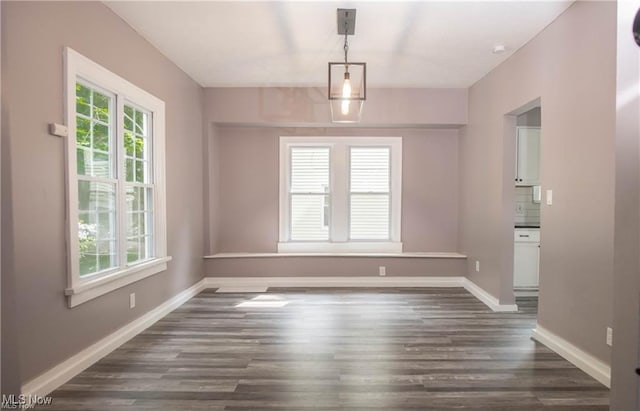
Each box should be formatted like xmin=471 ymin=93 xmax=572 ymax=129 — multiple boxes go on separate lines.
xmin=328 ymin=8 xmax=366 ymax=123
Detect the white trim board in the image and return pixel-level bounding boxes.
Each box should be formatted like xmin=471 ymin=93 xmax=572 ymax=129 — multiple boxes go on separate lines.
xmin=204 ymin=252 xmax=467 ymax=259
xmin=532 ymin=325 xmax=611 ymax=388
xmin=21 ymin=279 xmax=206 ymax=402
xmin=205 ymin=276 xmax=465 ymax=289
xmin=463 ymin=279 xmax=518 ymax=312
xmin=20 ymin=275 xmax=515 ymax=401
xmin=205 ymin=276 xmax=518 ymax=312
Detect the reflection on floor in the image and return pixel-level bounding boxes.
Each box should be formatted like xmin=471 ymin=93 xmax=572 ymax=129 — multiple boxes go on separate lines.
xmin=48 ymin=288 xmax=608 ymax=410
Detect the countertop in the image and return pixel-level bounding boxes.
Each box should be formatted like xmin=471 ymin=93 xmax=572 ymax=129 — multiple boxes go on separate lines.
xmin=515 ymin=225 xmax=540 ymax=229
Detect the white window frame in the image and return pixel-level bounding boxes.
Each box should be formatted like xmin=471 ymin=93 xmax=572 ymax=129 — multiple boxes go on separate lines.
xmin=279 ymin=136 xmax=402 ymax=253
xmin=64 ymin=47 xmax=169 ymax=307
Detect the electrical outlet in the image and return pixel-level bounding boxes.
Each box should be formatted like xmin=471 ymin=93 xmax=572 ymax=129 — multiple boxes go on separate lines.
xmin=516 ymin=203 xmax=524 ymax=215
xmin=379 ymin=266 xmax=386 ymax=276
xmin=129 ymin=293 xmax=136 ymax=309
xmin=546 ymin=189 xmax=553 ymax=205
xmin=475 ymin=261 xmax=480 ymax=272
xmin=606 ymin=327 xmax=613 ymax=346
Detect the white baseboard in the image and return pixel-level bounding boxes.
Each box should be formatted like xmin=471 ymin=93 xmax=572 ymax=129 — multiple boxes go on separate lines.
xmin=463 ymin=278 xmax=518 ymax=312
xmin=205 ymin=276 xmax=518 ymax=312
xmin=204 ymin=276 xmax=466 ymax=289
xmin=21 ymin=279 xmax=207 ymax=401
xmin=532 ymin=324 xmax=611 ymax=388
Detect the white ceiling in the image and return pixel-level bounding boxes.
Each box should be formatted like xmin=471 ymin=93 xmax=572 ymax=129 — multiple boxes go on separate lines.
xmin=105 ymin=1 xmax=573 ymax=88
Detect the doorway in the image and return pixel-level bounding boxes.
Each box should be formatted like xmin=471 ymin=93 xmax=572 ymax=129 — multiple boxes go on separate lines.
xmin=507 ymin=101 xmax=542 ymax=316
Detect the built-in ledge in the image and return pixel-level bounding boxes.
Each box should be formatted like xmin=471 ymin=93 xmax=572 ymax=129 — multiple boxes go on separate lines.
xmin=204 ymin=252 xmax=467 ymax=259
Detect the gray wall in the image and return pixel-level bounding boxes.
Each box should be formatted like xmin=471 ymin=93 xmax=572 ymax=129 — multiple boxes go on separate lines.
xmin=611 ymin=0 xmax=640 ymax=408
xmin=203 ymin=88 xmax=467 ymax=278
xmin=458 ymin=0 xmax=615 ymax=365
xmin=205 ymin=87 xmax=468 ymax=127
xmin=1 ymin=1 xmax=205 ymax=388
xmin=212 ymin=127 xmax=459 ymax=254
xmin=206 ymin=257 xmax=465 ymax=278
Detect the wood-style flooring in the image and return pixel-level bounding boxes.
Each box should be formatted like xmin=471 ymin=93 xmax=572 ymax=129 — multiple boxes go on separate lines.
xmin=48 ymin=288 xmax=609 ymax=410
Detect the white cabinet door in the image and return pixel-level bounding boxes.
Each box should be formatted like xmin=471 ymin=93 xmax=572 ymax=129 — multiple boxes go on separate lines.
xmin=516 ymin=127 xmax=541 ymax=186
xmin=514 ymin=242 xmax=539 ymax=288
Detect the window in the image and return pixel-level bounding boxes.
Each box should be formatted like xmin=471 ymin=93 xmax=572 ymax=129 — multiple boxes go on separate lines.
xmin=279 ymin=137 xmax=402 ymax=253
xmin=64 ymin=48 xmax=169 ymax=307
xmin=289 ymin=147 xmax=330 ymax=241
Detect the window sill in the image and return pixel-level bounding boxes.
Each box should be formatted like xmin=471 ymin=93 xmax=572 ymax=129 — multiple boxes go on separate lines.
xmin=277 ymin=241 xmax=403 ymax=254
xmin=204 ymin=252 xmax=467 ymax=259
xmin=65 ymin=256 xmax=172 ymax=308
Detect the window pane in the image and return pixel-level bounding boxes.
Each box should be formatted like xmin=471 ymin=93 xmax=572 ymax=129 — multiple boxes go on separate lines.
xmin=125 ymin=131 xmax=134 ymax=157
xmin=135 ymin=109 xmax=147 ymax=136
xmin=350 ymin=147 xmax=390 ymax=193
xmin=125 ymin=104 xmax=152 ymax=184
xmin=96 ymin=240 xmax=117 ymax=271
xmin=290 ymin=194 xmax=329 ymax=241
xmin=78 ymin=180 xmax=116 ymax=211
xmin=76 ymin=117 xmax=91 ymax=148
xmin=290 ymin=147 xmax=329 ymax=193
xmin=126 ymin=159 xmax=134 ymax=182
xmin=349 ymin=147 xmax=391 ymax=240
xmin=93 ymin=123 xmax=109 ymax=152
xmin=92 ymin=90 xmax=110 ymax=123
xmin=350 ymin=194 xmax=390 ymax=240
xmin=76 ymin=82 xmax=113 ymax=178
xmin=124 ymin=106 xmax=134 ymax=132
xmin=97 ymin=212 xmax=116 ymax=240
xmin=77 ymin=148 xmax=89 ymax=175
xmin=77 ymin=181 xmax=117 ymax=276
xmin=76 ymin=83 xmax=91 ymax=116
xmin=92 ymin=151 xmax=110 ymax=178
xmin=135 ymin=160 xmax=145 ymax=183
xmin=125 ymin=186 xmax=154 ymax=264
xmin=142 ymin=235 xmax=153 ymax=260
xmin=135 ymin=137 xmax=145 ymax=159
xmin=127 ymin=238 xmax=140 ymax=263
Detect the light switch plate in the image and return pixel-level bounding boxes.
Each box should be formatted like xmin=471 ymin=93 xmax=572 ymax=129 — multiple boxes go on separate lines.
xmin=546 ymin=189 xmax=553 ymax=205
xmin=606 ymin=327 xmax=613 ymax=346
xmin=129 ymin=293 xmax=136 ymax=309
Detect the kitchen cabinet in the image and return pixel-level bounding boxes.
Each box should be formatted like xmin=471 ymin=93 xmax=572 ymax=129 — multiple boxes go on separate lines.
xmin=515 ymin=127 xmax=540 ymax=186
xmin=514 ymin=228 xmax=539 ymax=289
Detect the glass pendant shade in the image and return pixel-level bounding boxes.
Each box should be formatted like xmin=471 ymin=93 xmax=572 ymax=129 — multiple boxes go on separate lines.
xmin=328 ymin=62 xmax=366 ymax=123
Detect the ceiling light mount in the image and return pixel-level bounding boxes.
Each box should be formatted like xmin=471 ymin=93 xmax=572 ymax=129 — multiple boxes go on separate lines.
xmin=337 ymin=8 xmax=356 ymax=35
xmin=328 ymin=8 xmax=366 ymax=123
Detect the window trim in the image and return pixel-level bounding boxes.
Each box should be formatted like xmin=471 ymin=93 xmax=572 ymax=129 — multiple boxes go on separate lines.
xmin=279 ymin=136 xmax=402 ymax=253
xmin=64 ymin=47 xmax=168 ymax=307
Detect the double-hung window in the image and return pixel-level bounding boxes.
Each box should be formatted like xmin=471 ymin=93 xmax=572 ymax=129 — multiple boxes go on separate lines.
xmin=64 ymin=48 xmax=168 ymax=307
xmin=279 ymin=137 xmax=402 ymax=253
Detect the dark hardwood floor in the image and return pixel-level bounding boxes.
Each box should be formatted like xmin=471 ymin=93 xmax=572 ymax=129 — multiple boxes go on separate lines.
xmin=48 ymin=288 xmax=609 ymax=410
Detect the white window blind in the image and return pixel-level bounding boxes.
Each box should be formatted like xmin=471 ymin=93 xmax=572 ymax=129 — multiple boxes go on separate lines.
xmin=289 ymin=147 xmax=330 ymax=241
xmin=349 ymin=147 xmax=391 ymax=240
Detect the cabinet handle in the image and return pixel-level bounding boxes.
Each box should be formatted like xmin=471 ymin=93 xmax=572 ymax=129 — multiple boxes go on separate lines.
xmin=519 ymin=234 xmax=530 ymax=237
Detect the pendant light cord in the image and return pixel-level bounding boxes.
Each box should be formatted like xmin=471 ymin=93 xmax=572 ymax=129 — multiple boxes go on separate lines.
xmin=344 ymin=32 xmax=349 ymax=64
xmin=343 ymin=17 xmax=349 ymax=71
